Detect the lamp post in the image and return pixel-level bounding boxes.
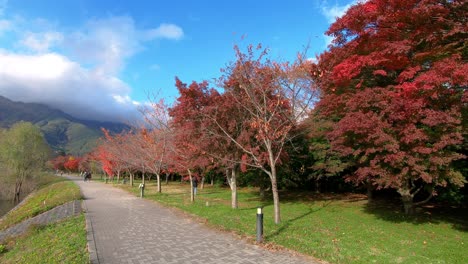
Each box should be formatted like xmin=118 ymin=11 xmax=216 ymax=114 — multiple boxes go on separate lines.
xmin=256 ymin=206 xmax=263 ymax=243
xmin=139 ymin=183 xmax=145 ymax=198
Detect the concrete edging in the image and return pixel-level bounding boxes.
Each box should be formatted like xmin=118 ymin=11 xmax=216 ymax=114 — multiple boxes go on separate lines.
xmin=82 ymin=199 xmax=100 ymax=264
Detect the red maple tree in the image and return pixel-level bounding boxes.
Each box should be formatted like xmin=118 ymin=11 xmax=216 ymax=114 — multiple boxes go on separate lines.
xmin=213 ymin=45 xmax=316 ymax=223
xmin=316 ymin=0 xmax=467 ymax=213
xmin=64 ymin=156 xmax=81 ymax=172
xmin=169 ymin=79 xmax=217 ymax=202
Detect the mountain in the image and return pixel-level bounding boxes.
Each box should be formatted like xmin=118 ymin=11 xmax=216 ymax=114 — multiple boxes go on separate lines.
xmin=0 ymin=95 xmax=129 ymax=155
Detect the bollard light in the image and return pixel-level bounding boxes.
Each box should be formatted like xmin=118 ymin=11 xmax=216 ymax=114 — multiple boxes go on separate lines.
xmin=256 ymin=206 xmax=263 ymax=243
xmin=139 ymin=183 xmax=145 ymax=198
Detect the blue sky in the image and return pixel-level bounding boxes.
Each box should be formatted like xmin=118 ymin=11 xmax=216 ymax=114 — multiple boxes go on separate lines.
xmin=0 ymin=0 xmax=360 ymax=122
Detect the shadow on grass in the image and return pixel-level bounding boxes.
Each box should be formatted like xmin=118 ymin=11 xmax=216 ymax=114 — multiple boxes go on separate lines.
xmin=364 ymin=198 xmax=468 ymax=232
xmin=265 ymin=200 xmax=333 ymax=241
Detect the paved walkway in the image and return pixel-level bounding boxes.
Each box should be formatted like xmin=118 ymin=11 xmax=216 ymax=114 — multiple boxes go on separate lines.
xmin=0 ymin=200 xmax=82 ymax=243
xmin=67 ymin=176 xmax=318 ymax=264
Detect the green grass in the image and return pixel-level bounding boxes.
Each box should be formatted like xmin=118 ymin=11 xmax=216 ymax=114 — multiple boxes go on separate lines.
xmin=0 ymin=175 xmax=82 ymax=231
xmin=0 ymin=214 xmax=88 ymax=264
xmin=116 ymin=181 xmax=467 ymax=264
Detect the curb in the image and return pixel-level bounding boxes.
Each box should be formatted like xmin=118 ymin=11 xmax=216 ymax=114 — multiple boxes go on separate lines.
xmin=82 ymin=199 xmax=100 ymax=264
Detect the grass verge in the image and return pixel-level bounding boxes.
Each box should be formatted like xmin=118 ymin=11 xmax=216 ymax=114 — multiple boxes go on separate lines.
xmin=0 ymin=174 xmax=82 ymax=230
xmin=116 ymin=181 xmax=467 ymax=264
xmin=0 ymin=214 xmax=88 ymax=264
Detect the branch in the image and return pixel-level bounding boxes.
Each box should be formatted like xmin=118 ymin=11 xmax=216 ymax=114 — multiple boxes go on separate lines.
xmin=413 ymin=193 xmax=433 ymax=206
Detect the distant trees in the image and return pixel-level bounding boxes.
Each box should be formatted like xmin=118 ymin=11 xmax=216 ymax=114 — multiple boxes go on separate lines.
xmin=315 ymin=0 xmax=467 ymax=214
xmin=0 ymin=122 xmax=50 ymax=202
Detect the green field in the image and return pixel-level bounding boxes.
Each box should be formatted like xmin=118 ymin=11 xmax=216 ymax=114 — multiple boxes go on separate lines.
xmin=117 ymin=181 xmax=467 ymax=264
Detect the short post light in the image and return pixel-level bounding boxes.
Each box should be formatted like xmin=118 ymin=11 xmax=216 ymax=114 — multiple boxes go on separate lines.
xmin=139 ymin=183 xmax=145 ymax=198
xmin=256 ymin=206 xmax=264 ymax=243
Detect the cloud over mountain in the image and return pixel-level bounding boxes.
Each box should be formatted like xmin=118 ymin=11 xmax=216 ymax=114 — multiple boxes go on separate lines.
xmin=0 ymin=12 xmax=184 ymax=122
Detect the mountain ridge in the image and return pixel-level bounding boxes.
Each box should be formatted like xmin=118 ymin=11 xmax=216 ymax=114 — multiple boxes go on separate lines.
xmin=0 ymin=95 xmax=129 ymax=155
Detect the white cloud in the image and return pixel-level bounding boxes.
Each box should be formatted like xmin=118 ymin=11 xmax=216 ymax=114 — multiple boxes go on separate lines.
xmin=65 ymin=16 xmax=142 ymax=75
xmin=321 ymin=3 xmax=353 ymax=24
xmin=323 ymin=34 xmax=334 ymax=49
xmin=0 ymin=14 xmax=184 ymax=123
xmin=321 ymin=0 xmax=368 ymax=24
xmin=0 ymin=51 xmax=140 ymax=122
xmin=144 ymin=23 xmax=184 ymax=40
xmin=320 ymin=1 xmax=368 ymax=48
xmin=63 ymin=17 xmax=183 ymax=76
xmin=150 ymin=64 xmax=161 ymax=71
xmin=20 ymin=31 xmax=63 ymax=53
xmin=0 ymin=19 xmax=11 ymax=34
xmin=307 ymin=57 xmax=318 ymax=63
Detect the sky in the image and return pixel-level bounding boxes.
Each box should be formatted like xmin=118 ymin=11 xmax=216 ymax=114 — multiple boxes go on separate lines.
xmin=0 ymin=0 xmax=361 ymax=123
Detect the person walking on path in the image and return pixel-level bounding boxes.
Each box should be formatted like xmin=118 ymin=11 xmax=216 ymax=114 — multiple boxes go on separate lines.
xmin=192 ymin=176 xmax=199 ymax=195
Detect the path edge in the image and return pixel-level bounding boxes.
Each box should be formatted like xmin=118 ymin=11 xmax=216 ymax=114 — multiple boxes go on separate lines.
xmin=82 ymin=199 xmax=99 ymax=264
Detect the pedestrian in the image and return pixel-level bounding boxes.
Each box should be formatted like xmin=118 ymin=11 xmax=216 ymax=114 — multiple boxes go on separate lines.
xmin=86 ymin=171 xmax=92 ymax=182
xmin=192 ymin=176 xmax=198 ymax=195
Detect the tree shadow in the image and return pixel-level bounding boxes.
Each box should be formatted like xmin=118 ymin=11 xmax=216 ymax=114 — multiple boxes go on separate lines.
xmin=364 ymin=198 xmax=468 ymax=232
xmin=265 ymin=200 xmax=333 ymax=240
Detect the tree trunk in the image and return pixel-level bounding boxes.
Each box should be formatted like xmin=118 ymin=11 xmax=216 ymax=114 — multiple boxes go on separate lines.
xmin=130 ymin=172 xmax=134 ymax=187
xmin=201 ymin=176 xmax=205 ymax=190
xmin=315 ymin=179 xmax=320 ymax=194
xmin=14 ymin=180 xmax=23 ymax=203
xmin=230 ymin=167 xmax=238 ymax=209
xmin=165 ymin=174 xmax=169 ymax=185
xmin=188 ymin=169 xmax=194 ymax=202
xmin=210 ymin=176 xmax=214 ymax=186
xmin=398 ymin=187 xmax=415 ymax=215
xmin=157 ymin=174 xmax=161 ymax=193
xmin=267 ymin=147 xmax=281 ymax=224
xmin=117 ymin=170 xmax=121 ymax=184
xmin=142 ymin=172 xmax=146 ymax=185
xmin=270 ymin=171 xmax=281 ymax=224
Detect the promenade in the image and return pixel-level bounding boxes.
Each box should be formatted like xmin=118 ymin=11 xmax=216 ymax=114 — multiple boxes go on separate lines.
xmin=68 ymin=176 xmax=318 ymax=264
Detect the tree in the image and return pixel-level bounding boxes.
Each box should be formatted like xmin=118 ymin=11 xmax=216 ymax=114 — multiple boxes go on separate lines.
xmin=305 ymin=112 xmax=350 ymax=194
xmin=214 ymin=45 xmax=317 ymax=223
xmin=0 ymin=122 xmax=50 ymax=202
xmin=169 ymin=78 xmax=243 ymax=208
xmin=50 ymin=155 xmax=68 ymax=171
xmin=168 ymin=80 xmax=215 ymax=202
xmin=139 ymin=99 xmax=172 ymax=193
xmin=64 ymin=156 xmax=81 ymax=172
xmin=101 ymin=129 xmax=134 ymax=183
xmin=316 ymin=0 xmax=467 ymax=214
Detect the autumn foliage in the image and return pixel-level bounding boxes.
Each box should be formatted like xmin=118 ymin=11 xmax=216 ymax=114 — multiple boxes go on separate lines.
xmin=69 ymin=0 xmax=467 ymax=219
xmin=316 ymin=0 xmax=467 ymax=213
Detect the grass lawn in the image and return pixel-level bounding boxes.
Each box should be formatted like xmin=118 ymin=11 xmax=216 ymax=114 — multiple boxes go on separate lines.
xmin=0 ymin=175 xmax=82 ymax=231
xmin=0 ymin=174 xmax=88 ymax=263
xmin=115 ymin=180 xmax=467 ymax=264
xmin=0 ymin=214 xmax=88 ymax=264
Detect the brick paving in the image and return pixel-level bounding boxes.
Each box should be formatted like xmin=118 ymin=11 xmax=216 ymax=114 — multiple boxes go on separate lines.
xmin=67 ymin=176 xmax=319 ymax=264
xmin=0 ymin=200 xmax=82 ymax=243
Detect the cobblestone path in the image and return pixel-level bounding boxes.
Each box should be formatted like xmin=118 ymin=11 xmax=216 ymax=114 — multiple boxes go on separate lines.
xmin=67 ymin=176 xmax=319 ymax=264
